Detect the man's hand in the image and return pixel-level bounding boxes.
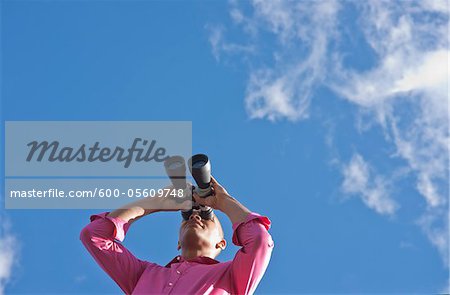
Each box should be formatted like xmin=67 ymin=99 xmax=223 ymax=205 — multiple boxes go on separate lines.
xmin=154 ymin=183 xmax=194 ymax=211
xmin=192 ymin=176 xmax=251 ymax=224
xmin=192 ymin=176 xmax=230 ymax=210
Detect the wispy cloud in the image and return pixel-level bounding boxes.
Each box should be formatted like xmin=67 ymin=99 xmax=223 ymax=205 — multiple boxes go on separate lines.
xmin=209 ymin=0 xmax=449 ymax=269
xmin=341 ymin=153 xmax=398 ymax=216
xmin=0 ymin=216 xmax=19 ymax=295
xmin=207 ymin=25 xmax=255 ymax=62
xmin=416 ymin=208 xmax=449 ymax=267
xmin=330 ymin=1 xmax=449 ymax=269
xmin=242 ymin=0 xmax=340 ymax=121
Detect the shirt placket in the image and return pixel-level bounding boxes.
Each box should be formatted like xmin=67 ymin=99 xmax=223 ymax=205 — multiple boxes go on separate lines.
xmin=164 ymin=258 xmax=189 ymax=294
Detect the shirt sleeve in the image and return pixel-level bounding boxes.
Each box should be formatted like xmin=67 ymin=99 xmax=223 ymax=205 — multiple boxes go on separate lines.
xmin=229 ymin=212 xmax=274 ymax=295
xmin=79 ymin=212 xmax=152 ymax=294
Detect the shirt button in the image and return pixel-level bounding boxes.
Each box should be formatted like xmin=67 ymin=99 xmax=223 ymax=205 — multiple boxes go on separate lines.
xmin=168 ymin=282 xmax=173 ymax=286
xmin=176 ymin=256 xmax=181 ymax=261
xmin=176 ymin=270 xmax=181 ymax=274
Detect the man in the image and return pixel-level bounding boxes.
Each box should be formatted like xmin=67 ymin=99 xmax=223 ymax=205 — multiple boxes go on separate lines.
xmin=80 ymin=176 xmax=274 ymax=294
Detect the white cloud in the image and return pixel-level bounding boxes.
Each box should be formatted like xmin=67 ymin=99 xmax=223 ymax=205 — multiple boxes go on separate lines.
xmin=417 ymin=209 xmax=449 ymax=267
xmin=0 ymin=216 xmax=18 ymax=295
xmin=242 ymin=0 xmax=340 ymax=121
xmin=245 ymin=69 xmax=313 ymax=121
xmin=392 ymin=50 xmax=448 ymax=95
xmin=328 ymin=4 xmax=449 ymax=219
xmin=207 ymin=25 xmax=255 ymax=62
xmin=210 ymin=0 xmax=449 ymax=270
xmin=419 ymin=0 xmax=450 ymax=14
xmin=341 ymin=153 xmax=398 ymax=216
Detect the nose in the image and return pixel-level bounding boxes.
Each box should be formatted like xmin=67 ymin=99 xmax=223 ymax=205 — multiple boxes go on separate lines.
xmin=189 ymin=212 xmax=202 ymax=221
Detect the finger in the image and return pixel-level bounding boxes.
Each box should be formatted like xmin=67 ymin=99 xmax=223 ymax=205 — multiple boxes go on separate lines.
xmin=192 ymin=192 xmax=204 ymax=204
xmin=178 ymin=199 xmax=193 ymax=212
xmin=210 ymin=175 xmax=224 ymax=191
xmin=192 ymin=191 xmax=199 ymax=201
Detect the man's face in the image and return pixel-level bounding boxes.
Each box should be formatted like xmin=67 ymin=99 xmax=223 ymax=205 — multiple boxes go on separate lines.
xmin=178 ymin=211 xmax=224 ymax=253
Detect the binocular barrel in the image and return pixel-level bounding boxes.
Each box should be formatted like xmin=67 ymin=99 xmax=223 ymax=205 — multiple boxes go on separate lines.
xmin=163 ymin=155 xmax=187 ymax=190
xmin=188 ymin=154 xmax=213 ymax=198
xmin=164 ymin=154 xmax=214 ymax=221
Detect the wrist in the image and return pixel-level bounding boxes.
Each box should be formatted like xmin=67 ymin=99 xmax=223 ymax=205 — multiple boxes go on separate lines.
xmin=216 ymin=193 xmax=234 ymax=211
xmin=218 ymin=196 xmax=251 ymax=225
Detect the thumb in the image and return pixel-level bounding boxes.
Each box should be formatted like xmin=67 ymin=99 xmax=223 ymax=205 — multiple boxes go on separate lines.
xmin=210 ymin=175 xmax=221 ymax=189
xmin=192 ymin=191 xmax=204 ymax=205
xmin=210 ymin=175 xmax=225 ymax=193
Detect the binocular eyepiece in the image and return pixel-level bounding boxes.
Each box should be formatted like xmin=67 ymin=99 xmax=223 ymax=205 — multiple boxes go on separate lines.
xmin=164 ymin=154 xmax=214 ymax=221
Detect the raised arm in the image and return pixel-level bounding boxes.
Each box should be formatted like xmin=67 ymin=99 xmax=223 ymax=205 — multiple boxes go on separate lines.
xmin=192 ymin=176 xmax=274 ymax=295
xmin=80 ymin=212 xmax=153 ymax=294
xmin=80 ymin=185 xmax=187 ymax=294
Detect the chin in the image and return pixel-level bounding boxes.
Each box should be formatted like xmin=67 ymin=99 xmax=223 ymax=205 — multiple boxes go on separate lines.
xmin=182 ymin=230 xmax=212 ymax=246
xmin=182 ymin=230 xmax=201 ymax=241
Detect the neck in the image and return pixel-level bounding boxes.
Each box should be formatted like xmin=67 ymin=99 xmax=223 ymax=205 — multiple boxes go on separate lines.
xmin=181 ymin=247 xmax=214 ymax=260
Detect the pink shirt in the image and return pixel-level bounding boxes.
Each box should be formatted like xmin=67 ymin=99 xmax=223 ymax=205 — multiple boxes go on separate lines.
xmin=80 ymin=212 xmax=274 ymax=294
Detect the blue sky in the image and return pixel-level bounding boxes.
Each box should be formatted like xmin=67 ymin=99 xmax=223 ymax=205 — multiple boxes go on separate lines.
xmin=1 ymin=0 xmax=449 ymax=294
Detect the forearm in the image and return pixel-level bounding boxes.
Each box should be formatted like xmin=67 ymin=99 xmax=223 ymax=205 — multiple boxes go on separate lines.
xmin=107 ymin=199 xmax=160 ymax=223
xmin=218 ymin=195 xmax=251 ymax=224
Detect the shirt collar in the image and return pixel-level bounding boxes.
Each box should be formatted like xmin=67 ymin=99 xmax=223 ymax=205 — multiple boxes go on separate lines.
xmin=165 ymin=255 xmax=220 ymax=267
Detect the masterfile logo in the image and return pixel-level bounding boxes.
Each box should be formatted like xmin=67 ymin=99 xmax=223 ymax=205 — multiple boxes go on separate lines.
xmin=6 ymin=121 xmax=192 ymax=176
xmin=26 ymin=138 xmax=169 ymax=168
xmin=4 ymin=121 xmax=192 ymax=209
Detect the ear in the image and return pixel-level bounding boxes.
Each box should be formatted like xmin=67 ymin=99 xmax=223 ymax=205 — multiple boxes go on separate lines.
xmin=177 ymin=241 xmax=181 ymax=251
xmin=215 ymin=239 xmax=226 ymax=250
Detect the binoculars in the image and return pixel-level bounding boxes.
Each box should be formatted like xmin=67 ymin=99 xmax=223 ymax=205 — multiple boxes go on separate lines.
xmin=164 ymin=154 xmax=214 ymax=221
